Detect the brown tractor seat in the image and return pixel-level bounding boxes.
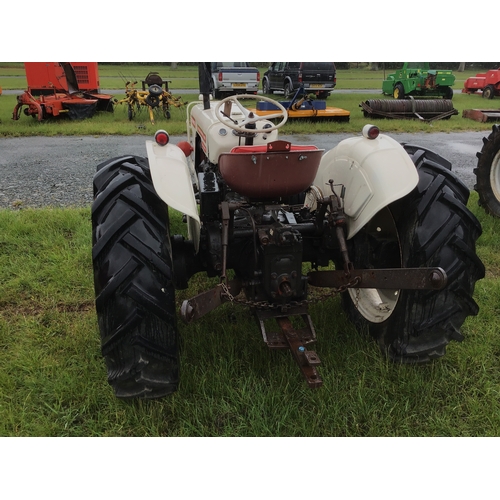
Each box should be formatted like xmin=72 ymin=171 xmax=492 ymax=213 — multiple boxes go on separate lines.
xmin=142 ymin=72 xmax=170 ymax=91
xmin=218 ymin=140 xmax=324 ymax=199
xmin=145 ymin=72 xmax=163 ymax=86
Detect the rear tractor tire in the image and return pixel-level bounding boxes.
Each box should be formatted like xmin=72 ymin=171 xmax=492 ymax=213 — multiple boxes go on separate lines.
xmin=474 ymin=124 xmax=500 ymax=217
xmin=92 ymin=156 xmax=179 ymax=399
xmin=341 ymin=145 xmax=485 ymax=363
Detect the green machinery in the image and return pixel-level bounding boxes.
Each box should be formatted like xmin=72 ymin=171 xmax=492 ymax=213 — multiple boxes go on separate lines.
xmin=382 ymin=63 xmax=455 ymax=99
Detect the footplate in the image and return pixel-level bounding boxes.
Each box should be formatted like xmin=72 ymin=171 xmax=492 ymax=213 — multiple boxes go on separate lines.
xmin=255 ymin=306 xmax=323 ymax=389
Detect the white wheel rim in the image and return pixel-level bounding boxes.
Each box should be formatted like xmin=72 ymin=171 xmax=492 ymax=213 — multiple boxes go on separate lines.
xmin=348 ymin=207 xmax=401 ymax=323
xmin=348 ymin=287 xmax=399 ymax=323
xmin=489 ymin=149 xmax=500 ymax=201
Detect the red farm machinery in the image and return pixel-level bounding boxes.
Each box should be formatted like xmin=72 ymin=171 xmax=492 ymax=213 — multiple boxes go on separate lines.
xmin=461 ymin=68 xmax=500 ymax=123
xmin=462 ymin=68 xmax=500 ymax=99
xmin=13 ymin=62 xmax=113 ymax=121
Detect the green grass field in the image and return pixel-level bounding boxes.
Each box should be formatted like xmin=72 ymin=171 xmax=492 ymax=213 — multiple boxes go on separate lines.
xmin=1 ymin=195 xmax=499 ymax=437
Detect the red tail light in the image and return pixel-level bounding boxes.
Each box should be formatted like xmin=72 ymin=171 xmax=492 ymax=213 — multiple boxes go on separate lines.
xmin=218 ymin=71 xmax=223 ymax=82
xmin=298 ymin=71 xmax=302 ymax=83
xmin=257 ymin=71 xmax=260 ymax=82
xmin=154 ymin=130 xmax=169 ymax=146
xmin=362 ymin=125 xmax=380 ymax=140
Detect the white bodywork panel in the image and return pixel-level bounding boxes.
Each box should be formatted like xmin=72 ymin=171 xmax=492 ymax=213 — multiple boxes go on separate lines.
xmin=146 ymin=140 xmax=201 ymax=252
xmin=311 ymin=133 xmax=419 ymax=239
xmin=147 ymin=100 xmax=279 ymax=254
xmin=147 ymin=100 xmax=419 ymax=252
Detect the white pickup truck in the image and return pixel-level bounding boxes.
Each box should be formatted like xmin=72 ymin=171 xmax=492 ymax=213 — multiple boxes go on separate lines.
xmin=210 ymin=62 xmax=260 ymax=98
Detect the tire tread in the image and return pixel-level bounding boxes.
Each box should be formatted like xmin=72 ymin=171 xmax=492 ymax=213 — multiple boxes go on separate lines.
xmin=474 ymin=124 xmax=500 ymax=217
xmin=92 ymin=156 xmax=179 ymax=399
xmin=343 ymin=145 xmax=484 ymax=364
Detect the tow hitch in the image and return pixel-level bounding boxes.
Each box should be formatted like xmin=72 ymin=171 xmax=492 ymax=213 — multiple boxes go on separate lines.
xmin=256 ymin=306 xmax=322 ymax=388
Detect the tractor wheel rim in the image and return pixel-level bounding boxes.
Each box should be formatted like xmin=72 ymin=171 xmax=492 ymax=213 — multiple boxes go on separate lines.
xmin=347 ymin=207 xmax=401 ymax=324
xmin=348 ymin=287 xmax=399 ymax=323
xmin=490 ymin=149 xmax=500 ymax=201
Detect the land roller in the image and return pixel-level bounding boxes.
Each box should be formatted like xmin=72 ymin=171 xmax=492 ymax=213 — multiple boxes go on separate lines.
xmin=360 ymin=99 xmax=458 ymax=121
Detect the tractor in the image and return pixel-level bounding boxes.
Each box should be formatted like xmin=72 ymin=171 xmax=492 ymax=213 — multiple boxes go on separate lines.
xmin=92 ymin=63 xmax=484 ymax=399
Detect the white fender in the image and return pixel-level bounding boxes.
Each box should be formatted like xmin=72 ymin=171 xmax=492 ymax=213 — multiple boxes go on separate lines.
xmin=146 ymin=141 xmax=201 ymax=252
xmin=312 ymin=132 xmax=419 ymax=239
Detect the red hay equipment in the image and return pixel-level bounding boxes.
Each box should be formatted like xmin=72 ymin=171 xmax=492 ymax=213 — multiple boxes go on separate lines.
xmin=12 ymin=62 xmax=113 ymax=121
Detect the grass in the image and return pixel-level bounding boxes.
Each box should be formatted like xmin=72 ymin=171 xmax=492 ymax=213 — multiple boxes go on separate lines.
xmin=1 ymin=63 xmax=499 ymax=137
xmin=1 ymin=193 xmax=499 ymax=437
xmin=1 ymin=90 xmax=498 ymax=137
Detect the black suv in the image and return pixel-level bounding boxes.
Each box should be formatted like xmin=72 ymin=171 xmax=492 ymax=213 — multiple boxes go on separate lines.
xmin=262 ymin=62 xmax=337 ymax=99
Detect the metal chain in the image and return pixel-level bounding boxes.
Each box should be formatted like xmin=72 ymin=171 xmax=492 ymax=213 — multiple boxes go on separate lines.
xmin=220 ymin=276 xmax=361 ymax=311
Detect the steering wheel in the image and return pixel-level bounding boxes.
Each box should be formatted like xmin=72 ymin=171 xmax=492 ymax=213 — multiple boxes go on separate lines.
xmin=214 ymin=94 xmax=288 ymax=133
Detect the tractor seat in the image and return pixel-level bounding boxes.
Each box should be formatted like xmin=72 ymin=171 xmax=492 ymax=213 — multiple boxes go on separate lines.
xmin=142 ymin=72 xmax=169 ymax=92
xmin=218 ymin=140 xmax=324 ymax=199
xmin=145 ymin=72 xmax=163 ymax=86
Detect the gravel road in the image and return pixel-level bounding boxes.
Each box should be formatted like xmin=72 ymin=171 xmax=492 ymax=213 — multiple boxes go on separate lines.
xmin=0 ymin=131 xmax=488 ymax=209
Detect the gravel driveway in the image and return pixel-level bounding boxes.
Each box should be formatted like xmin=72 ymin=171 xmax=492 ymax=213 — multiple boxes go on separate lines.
xmin=0 ymin=131 xmax=488 ymax=209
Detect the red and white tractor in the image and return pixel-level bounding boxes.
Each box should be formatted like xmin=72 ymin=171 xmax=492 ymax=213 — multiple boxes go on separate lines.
xmin=91 ymin=64 xmax=484 ymax=398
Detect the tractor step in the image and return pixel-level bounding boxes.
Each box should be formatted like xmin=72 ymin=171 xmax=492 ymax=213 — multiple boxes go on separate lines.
xmin=255 ymin=306 xmax=322 ymax=388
